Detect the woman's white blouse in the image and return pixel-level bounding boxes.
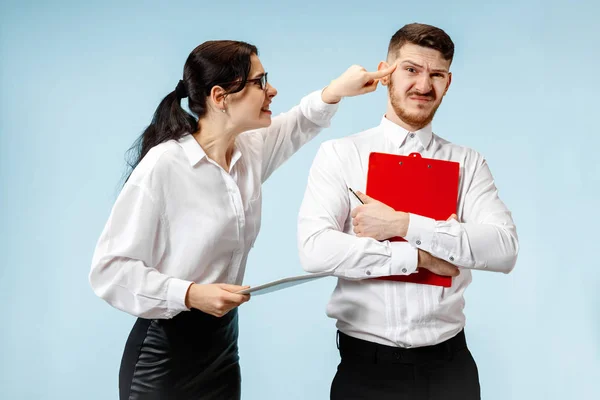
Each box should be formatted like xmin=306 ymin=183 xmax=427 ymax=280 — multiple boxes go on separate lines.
xmin=89 ymin=90 xmax=338 ymax=319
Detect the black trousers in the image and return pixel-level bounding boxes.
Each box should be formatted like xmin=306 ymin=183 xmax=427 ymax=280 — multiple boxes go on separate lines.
xmin=331 ymin=330 xmax=480 ymax=400
xmin=119 ymin=309 xmax=240 ymax=400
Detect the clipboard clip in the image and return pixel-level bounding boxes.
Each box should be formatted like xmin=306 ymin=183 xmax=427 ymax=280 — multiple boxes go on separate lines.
xmin=399 ymin=153 xmax=422 ymax=166
xmin=402 ymin=152 xmax=431 ymax=168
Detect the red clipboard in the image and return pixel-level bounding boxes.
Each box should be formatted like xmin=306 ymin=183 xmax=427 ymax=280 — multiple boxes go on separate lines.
xmin=366 ymin=152 xmax=460 ymax=287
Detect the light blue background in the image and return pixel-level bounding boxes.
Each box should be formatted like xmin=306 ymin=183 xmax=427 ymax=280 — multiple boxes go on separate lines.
xmin=1 ymin=0 xmax=598 ymax=399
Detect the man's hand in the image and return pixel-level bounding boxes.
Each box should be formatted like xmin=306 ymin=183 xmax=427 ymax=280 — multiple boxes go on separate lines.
xmin=352 ymin=196 xmax=462 ymax=276
xmin=417 ymin=249 xmax=460 ymax=277
xmin=321 ymin=64 xmax=397 ymax=104
xmin=351 ymin=191 xmax=409 ymax=240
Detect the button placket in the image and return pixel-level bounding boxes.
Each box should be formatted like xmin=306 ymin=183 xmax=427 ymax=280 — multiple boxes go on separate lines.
xmin=224 ymin=176 xmax=245 ymax=232
xmin=223 ymin=172 xmax=245 ymax=280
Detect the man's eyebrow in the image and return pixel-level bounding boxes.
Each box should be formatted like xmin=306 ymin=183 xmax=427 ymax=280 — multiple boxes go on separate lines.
xmin=400 ymin=60 xmax=448 ymax=73
xmin=401 ymin=60 xmax=424 ymax=69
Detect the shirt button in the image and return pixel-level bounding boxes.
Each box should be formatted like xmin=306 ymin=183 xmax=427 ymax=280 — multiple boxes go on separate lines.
xmin=449 ymin=256 xmax=454 ymax=261
xmin=402 ymin=268 xmax=407 ymax=273
xmin=366 ymin=270 xmax=371 ymax=276
xmin=409 ymin=133 xmax=415 ymax=138
xmin=416 ymin=240 xmax=421 ymax=245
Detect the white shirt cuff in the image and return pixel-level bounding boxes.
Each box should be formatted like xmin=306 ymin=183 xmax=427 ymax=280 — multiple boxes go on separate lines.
xmin=390 ymin=242 xmax=418 ymax=275
xmin=300 ymin=89 xmax=340 ymax=127
xmin=167 ymin=278 xmax=194 ymax=317
xmin=404 ymin=213 xmax=436 ymax=253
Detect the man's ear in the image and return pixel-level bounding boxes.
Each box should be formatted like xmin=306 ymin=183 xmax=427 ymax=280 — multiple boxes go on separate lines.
xmin=378 ymin=61 xmax=392 ymax=86
xmin=443 ymin=72 xmax=452 ymax=96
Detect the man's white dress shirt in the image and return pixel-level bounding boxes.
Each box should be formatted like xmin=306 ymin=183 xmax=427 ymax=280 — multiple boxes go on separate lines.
xmin=298 ymin=116 xmax=518 ymax=348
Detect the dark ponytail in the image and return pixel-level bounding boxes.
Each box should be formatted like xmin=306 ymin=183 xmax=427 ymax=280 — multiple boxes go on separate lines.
xmin=124 ymin=40 xmax=258 ymax=182
xmin=124 ymin=89 xmax=196 ymax=177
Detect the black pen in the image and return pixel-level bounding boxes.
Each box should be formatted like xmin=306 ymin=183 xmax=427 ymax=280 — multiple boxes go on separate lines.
xmin=348 ymin=187 xmax=365 ymax=204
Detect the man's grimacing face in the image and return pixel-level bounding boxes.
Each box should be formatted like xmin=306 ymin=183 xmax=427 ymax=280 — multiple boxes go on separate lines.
xmin=383 ymin=43 xmax=452 ymax=129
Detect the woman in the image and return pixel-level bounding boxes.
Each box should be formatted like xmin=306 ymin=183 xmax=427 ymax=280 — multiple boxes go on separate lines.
xmin=89 ymin=40 xmax=395 ymax=399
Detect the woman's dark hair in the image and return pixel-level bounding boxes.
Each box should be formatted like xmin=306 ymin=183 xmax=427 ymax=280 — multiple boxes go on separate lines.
xmin=124 ymin=40 xmax=258 ymax=181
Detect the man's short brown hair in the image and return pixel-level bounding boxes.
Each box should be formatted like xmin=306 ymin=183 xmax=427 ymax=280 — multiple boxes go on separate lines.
xmin=388 ymin=23 xmax=454 ymax=63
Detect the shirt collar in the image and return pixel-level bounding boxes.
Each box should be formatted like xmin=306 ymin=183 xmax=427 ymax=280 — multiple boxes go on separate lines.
xmin=178 ymin=134 xmax=206 ymax=166
xmin=380 ymin=115 xmax=433 ymax=150
xmin=177 ymin=133 xmax=243 ymax=171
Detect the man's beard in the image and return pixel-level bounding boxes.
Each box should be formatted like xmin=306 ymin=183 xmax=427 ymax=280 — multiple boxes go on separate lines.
xmin=389 ymin=79 xmax=441 ymax=129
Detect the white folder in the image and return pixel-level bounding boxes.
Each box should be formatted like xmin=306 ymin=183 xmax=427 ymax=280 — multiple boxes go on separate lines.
xmin=237 ymin=272 xmax=332 ymax=296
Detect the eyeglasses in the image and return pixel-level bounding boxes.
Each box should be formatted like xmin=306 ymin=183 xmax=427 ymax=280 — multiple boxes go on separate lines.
xmin=218 ymin=73 xmax=268 ymax=92
xmin=246 ymin=73 xmax=268 ymax=91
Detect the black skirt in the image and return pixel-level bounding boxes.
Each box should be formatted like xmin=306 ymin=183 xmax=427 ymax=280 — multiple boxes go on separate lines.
xmin=119 ymin=308 xmax=240 ymax=400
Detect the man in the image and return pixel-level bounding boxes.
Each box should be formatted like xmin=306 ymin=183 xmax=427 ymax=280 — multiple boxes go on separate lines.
xmin=297 ymin=23 xmax=519 ymax=400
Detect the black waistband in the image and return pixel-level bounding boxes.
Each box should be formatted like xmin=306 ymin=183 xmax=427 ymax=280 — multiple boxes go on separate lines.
xmin=337 ymin=330 xmax=467 ymax=364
